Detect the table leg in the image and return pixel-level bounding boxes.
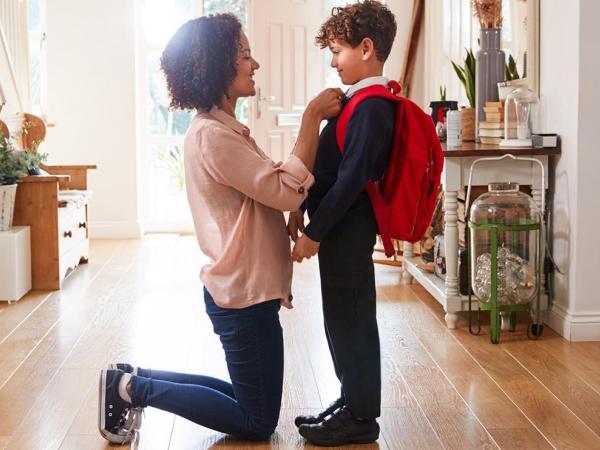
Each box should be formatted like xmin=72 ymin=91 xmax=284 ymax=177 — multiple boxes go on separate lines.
xmin=401 ymin=241 xmax=414 ymax=284
xmin=444 ymin=190 xmax=460 ymax=328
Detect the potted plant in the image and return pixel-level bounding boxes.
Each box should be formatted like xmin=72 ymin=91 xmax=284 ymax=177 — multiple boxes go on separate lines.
xmin=429 ymin=85 xmax=458 ymax=126
xmin=0 ymin=133 xmax=47 ymax=231
xmin=451 ymin=49 xmax=476 ymax=141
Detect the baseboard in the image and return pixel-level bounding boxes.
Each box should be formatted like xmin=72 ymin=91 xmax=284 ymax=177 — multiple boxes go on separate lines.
xmin=89 ymin=221 xmax=143 ymax=239
xmin=548 ymin=303 xmax=600 ymax=341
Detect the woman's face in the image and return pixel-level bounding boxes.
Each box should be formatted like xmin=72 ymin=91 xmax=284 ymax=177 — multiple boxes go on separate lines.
xmin=227 ymin=33 xmax=260 ymax=99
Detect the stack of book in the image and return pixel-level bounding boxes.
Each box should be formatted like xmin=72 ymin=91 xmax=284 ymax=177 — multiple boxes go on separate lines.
xmin=479 ymin=101 xmax=504 ymax=145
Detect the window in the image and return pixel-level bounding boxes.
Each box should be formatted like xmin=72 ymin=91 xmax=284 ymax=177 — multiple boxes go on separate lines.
xmin=138 ymin=0 xmax=248 ymax=232
xmin=28 ymin=0 xmax=47 ymax=116
xmin=425 ymin=0 xmax=529 ymax=108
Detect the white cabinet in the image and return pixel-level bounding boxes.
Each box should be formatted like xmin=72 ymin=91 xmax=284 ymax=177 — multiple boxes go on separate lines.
xmin=0 ymin=226 xmax=31 ymax=303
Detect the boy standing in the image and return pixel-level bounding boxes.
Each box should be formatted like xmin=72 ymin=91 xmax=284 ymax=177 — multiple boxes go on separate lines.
xmin=289 ymin=1 xmax=397 ymax=446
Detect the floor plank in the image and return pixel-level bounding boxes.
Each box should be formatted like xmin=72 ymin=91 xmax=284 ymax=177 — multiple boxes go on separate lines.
xmin=411 ymin=283 xmax=600 ymax=449
xmin=376 ymin=288 xmax=497 ymax=448
xmin=379 ymin=282 xmax=551 ymax=448
xmin=504 ymin=340 xmax=600 ymax=437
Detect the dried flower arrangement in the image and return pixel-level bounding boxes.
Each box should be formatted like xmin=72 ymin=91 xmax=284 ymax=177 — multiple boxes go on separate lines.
xmin=472 ymin=0 xmax=503 ymax=29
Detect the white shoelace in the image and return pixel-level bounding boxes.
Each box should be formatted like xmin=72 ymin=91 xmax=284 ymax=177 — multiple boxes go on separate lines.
xmin=117 ymin=406 xmax=144 ymax=446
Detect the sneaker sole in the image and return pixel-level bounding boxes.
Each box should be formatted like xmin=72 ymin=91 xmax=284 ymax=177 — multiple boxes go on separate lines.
xmin=294 ymin=418 xmax=322 ymax=428
xmin=301 ymin=431 xmax=379 ymax=447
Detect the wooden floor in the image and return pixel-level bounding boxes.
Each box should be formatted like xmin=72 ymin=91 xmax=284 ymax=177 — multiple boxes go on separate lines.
xmin=1 ymin=236 xmax=600 ymax=450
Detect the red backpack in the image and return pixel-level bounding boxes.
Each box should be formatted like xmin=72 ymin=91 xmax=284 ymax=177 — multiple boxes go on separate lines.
xmin=336 ymin=81 xmax=444 ymax=258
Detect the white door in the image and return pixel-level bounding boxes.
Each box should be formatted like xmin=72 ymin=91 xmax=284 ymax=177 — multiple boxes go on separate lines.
xmin=249 ymin=0 xmax=326 ymax=161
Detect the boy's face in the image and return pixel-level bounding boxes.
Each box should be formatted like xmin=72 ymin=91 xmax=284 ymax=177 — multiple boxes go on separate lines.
xmin=328 ymin=38 xmax=368 ymax=85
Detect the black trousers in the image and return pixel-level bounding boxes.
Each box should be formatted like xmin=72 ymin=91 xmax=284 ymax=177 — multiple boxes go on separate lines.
xmin=317 ymin=201 xmax=381 ymax=419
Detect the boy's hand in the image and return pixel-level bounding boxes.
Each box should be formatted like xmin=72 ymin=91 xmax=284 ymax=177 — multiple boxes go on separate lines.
xmin=307 ymin=88 xmax=344 ymax=120
xmin=287 ymin=210 xmax=305 ymax=242
xmin=292 ymin=234 xmax=320 ymax=263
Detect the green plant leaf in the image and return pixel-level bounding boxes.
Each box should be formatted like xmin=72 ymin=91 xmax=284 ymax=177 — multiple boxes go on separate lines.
xmin=450 ymin=48 xmax=476 ymax=108
xmin=505 ymin=53 xmax=520 ymax=81
xmin=451 ymin=60 xmax=466 ymax=85
xmin=465 ymin=65 xmax=476 ymax=108
xmin=0 ymin=137 xmax=34 ymax=185
xmin=467 ymin=49 xmax=476 ymax=74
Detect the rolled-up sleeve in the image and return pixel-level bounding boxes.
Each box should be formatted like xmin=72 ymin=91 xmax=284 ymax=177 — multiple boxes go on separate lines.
xmin=201 ymin=126 xmax=315 ymax=212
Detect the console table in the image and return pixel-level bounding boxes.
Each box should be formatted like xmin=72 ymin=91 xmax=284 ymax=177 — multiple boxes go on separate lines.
xmin=13 ymin=164 xmax=97 ymax=290
xmin=401 ymin=143 xmax=561 ymax=328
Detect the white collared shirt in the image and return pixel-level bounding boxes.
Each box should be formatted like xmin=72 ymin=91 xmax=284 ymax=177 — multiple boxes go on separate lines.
xmin=345 ymin=76 xmax=389 ymax=99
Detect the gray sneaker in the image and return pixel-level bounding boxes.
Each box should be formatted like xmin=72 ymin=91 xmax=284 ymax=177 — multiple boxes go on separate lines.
xmin=98 ymin=369 xmax=143 ymax=444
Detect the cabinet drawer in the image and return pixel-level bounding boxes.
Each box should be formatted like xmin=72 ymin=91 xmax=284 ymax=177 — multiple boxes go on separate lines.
xmin=58 ymin=205 xmax=87 ymax=255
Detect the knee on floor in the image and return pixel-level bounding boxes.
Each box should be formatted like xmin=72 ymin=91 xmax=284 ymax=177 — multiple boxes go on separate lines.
xmin=243 ymin=420 xmax=277 ymax=441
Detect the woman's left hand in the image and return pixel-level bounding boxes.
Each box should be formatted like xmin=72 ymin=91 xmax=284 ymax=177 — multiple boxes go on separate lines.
xmin=292 ymin=234 xmax=320 ymax=263
xmin=280 ymin=296 xmax=294 ymax=309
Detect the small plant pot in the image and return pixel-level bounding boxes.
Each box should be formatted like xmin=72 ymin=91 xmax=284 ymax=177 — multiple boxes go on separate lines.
xmin=429 ymin=101 xmax=458 ymax=125
xmin=460 ymin=107 xmax=476 ymax=141
xmin=0 ymin=184 xmax=18 ymax=231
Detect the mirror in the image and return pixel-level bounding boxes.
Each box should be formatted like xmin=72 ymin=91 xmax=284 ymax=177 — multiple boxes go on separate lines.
xmin=501 ymin=0 xmax=539 ymax=93
xmin=423 ymin=0 xmax=540 ymax=108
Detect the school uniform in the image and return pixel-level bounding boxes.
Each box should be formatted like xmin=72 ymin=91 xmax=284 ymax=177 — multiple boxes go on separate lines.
xmin=303 ymin=77 xmax=395 ymax=419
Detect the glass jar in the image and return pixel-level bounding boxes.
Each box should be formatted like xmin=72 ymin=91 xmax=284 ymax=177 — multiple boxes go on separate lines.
xmin=469 ymin=182 xmax=540 ymax=305
xmin=500 ymin=87 xmax=539 ymax=147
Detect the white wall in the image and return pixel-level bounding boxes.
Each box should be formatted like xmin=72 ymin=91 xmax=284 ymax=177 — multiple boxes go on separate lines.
xmin=543 ymin=0 xmax=600 ymax=340
xmin=573 ymin=0 xmax=600 ymax=338
xmin=44 ymin=0 xmax=141 ymax=238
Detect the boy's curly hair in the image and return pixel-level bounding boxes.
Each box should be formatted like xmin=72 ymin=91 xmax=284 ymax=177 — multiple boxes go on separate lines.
xmin=315 ymin=0 xmax=397 ymax=62
xmin=161 ymin=14 xmax=242 ymax=111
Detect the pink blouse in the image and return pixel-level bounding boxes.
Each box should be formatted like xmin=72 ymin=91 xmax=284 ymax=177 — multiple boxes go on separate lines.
xmin=184 ymin=107 xmax=315 ymax=308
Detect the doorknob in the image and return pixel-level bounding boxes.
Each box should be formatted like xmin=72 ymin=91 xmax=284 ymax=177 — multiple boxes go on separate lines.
xmin=256 ymin=87 xmax=276 ymax=118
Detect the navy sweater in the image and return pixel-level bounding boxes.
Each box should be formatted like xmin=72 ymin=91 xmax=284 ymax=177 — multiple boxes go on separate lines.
xmin=304 ymin=97 xmax=395 ymax=242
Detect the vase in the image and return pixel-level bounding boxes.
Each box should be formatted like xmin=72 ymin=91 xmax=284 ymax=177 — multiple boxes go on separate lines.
xmin=475 ymin=28 xmax=506 ymax=141
xmin=0 ymin=184 xmax=17 ymax=232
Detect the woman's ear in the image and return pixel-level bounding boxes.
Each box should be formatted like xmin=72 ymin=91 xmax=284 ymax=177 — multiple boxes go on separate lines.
xmin=361 ymin=37 xmax=375 ymax=61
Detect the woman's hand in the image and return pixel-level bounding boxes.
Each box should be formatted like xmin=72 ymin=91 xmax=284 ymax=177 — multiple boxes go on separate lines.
xmin=292 ymin=233 xmax=320 ymax=263
xmin=280 ymin=296 xmax=294 ymax=309
xmin=287 ymin=210 xmax=305 ymax=242
xmin=306 ymin=88 xmax=344 ymax=120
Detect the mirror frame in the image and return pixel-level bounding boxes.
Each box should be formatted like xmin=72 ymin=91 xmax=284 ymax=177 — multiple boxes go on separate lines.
xmin=422 ymin=0 xmax=541 ymax=109
xmin=527 ymin=0 xmax=540 ymax=94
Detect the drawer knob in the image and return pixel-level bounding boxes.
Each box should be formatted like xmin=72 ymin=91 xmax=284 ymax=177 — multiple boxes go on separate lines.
xmin=64 ymin=231 xmax=72 ymax=238
xmin=79 ymin=222 xmax=87 ymax=229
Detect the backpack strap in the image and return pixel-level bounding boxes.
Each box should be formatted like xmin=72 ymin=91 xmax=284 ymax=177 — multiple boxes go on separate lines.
xmin=335 ymin=82 xmax=402 ymax=258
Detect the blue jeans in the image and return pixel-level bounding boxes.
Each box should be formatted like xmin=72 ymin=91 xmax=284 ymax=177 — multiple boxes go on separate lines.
xmin=130 ymin=288 xmax=284 ymax=440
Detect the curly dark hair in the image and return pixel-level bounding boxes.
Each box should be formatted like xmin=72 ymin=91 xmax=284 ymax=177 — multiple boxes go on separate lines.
xmin=161 ymin=14 xmax=242 ymax=111
xmin=315 ymin=0 xmax=397 ymax=62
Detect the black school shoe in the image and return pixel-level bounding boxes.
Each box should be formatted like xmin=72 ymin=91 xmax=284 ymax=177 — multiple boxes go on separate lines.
xmin=298 ymin=406 xmax=379 ymax=446
xmin=98 ymin=368 xmax=143 ymax=444
xmin=294 ymin=397 xmax=345 ymax=427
